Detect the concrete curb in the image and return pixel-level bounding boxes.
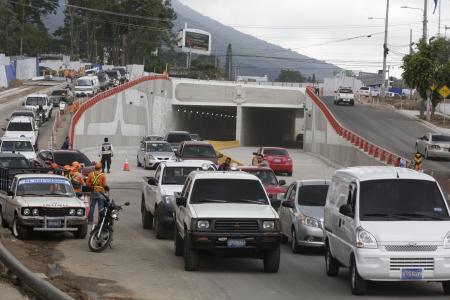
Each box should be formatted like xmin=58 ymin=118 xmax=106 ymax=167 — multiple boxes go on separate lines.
xmin=0 ymin=241 xmax=74 ymax=300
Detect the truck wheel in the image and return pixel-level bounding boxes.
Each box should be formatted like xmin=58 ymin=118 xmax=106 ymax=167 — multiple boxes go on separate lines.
xmin=73 ymin=224 xmax=88 ymax=239
xmin=0 ymin=209 xmax=8 ymax=228
xmin=350 ymin=256 xmax=367 ymax=295
xmin=183 ymin=232 xmax=199 ymax=271
xmin=12 ymin=216 xmax=29 ymax=240
xmin=155 ymin=207 xmax=167 ymax=239
xmin=174 ymin=224 xmax=183 ymax=256
xmin=263 ymin=245 xmax=280 ymax=273
xmin=141 ymin=198 xmax=153 ymax=229
xmin=325 ymin=242 xmax=339 ymax=276
xmin=443 ymin=281 xmax=450 ymax=294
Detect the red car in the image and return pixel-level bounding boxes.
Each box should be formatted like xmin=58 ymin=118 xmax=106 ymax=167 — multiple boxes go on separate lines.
xmin=252 ymin=147 xmax=293 ymax=176
xmin=176 ymin=141 xmax=219 ymax=165
xmin=33 ymin=149 xmax=95 ymax=176
xmin=238 ymin=166 xmax=286 ymax=209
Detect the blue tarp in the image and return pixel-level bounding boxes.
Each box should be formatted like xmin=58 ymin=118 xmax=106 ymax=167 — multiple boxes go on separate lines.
xmin=5 ymin=64 xmax=16 ymax=84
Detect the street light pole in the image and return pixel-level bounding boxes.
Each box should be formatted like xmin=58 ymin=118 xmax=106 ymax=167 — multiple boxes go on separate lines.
xmin=381 ymin=0 xmax=390 ymax=99
xmin=423 ymin=0 xmax=428 ymax=41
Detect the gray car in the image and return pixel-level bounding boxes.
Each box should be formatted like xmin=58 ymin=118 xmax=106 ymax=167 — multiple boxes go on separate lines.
xmin=137 ymin=141 xmax=175 ymax=169
xmin=415 ymin=132 xmax=450 ymax=159
xmin=279 ymin=180 xmax=330 ymax=253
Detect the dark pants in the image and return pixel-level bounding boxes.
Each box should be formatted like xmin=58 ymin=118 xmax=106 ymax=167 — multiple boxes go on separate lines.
xmin=101 ymin=155 xmax=111 ymax=172
xmin=89 ymin=192 xmax=105 ymax=224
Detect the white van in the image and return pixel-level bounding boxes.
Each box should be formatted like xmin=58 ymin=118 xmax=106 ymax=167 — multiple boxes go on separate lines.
xmin=324 ymin=166 xmax=450 ymax=295
xmin=75 ymin=75 xmax=99 ymax=97
xmin=24 ymin=94 xmax=52 ymax=122
xmin=2 ymin=116 xmax=39 ymax=148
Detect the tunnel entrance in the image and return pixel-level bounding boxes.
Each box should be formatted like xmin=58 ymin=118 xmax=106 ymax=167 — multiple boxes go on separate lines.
xmin=240 ymin=107 xmax=300 ymax=147
xmin=172 ymin=105 xmax=236 ymax=141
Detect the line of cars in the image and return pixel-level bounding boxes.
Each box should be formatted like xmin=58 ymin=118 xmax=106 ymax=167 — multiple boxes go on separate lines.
xmin=74 ymin=67 xmax=129 ymax=98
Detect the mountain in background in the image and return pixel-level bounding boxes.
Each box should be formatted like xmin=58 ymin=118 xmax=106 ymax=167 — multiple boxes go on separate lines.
xmin=44 ymin=0 xmax=339 ymax=80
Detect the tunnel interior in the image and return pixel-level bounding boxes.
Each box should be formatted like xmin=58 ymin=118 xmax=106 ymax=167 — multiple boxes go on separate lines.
xmin=172 ymin=105 xmax=236 ymax=141
xmin=241 ymin=107 xmax=298 ymax=147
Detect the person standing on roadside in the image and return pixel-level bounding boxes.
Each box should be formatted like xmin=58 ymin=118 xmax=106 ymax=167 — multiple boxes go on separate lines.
xmin=69 ymin=161 xmax=84 ymax=194
xmin=99 ymin=137 xmax=113 ymax=173
xmin=61 ymin=136 xmax=70 ymax=150
xmin=86 ymin=162 xmax=107 ymax=225
xmin=218 ymin=157 xmax=232 ymax=171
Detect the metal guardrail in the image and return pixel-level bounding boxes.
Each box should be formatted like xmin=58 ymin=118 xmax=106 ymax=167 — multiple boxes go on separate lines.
xmin=0 ymin=242 xmax=74 ymax=300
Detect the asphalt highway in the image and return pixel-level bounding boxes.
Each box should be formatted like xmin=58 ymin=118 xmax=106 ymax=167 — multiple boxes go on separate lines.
xmin=322 ymin=96 xmax=450 ymax=174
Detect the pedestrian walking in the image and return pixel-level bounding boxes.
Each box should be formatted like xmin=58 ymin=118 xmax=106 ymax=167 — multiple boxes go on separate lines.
xmin=99 ymin=137 xmax=113 ymax=173
xmin=86 ymin=162 xmax=107 ymax=225
xmin=61 ymin=136 xmax=70 ymax=150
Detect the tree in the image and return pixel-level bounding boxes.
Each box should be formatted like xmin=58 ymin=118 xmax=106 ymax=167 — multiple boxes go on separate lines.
xmin=402 ymin=37 xmax=450 ymax=117
xmin=224 ymin=44 xmax=233 ymax=81
xmin=275 ymin=69 xmax=306 ymax=83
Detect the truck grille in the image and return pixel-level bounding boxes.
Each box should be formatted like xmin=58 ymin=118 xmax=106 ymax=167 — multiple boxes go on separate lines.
xmin=389 ymin=258 xmax=434 ymax=271
xmin=214 ymin=220 xmax=259 ymax=232
xmin=39 ymin=208 xmax=69 ymax=217
xmin=385 ymin=245 xmax=438 ymax=252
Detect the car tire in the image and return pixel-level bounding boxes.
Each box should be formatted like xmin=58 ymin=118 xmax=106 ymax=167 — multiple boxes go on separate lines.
xmin=0 ymin=209 xmax=8 ymax=228
xmin=263 ymin=245 xmax=280 ymax=273
xmin=325 ymin=242 xmax=339 ymax=277
xmin=442 ymin=281 xmax=450 ymax=294
xmin=184 ymin=232 xmax=199 ymax=271
xmin=174 ymin=224 xmax=183 ymax=257
xmin=73 ymin=224 xmax=88 ymax=239
xmin=141 ymin=198 xmax=153 ymax=229
xmin=350 ymin=256 xmax=367 ymax=295
xmin=291 ymin=228 xmax=301 ymax=253
xmin=12 ymin=216 xmax=29 ymax=240
xmin=137 ymin=157 xmax=141 ymax=167
xmin=155 ymin=207 xmax=167 ymax=239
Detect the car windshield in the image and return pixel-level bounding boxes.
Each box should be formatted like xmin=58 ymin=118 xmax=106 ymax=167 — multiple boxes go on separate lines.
xmin=7 ymin=122 xmax=32 ymax=131
xmin=182 ymin=145 xmax=216 ymax=158
xmin=190 ymin=134 xmax=200 ymax=140
xmin=190 ymin=179 xmax=268 ymax=204
xmin=1 ymin=141 xmax=33 ymax=152
xmin=16 ymin=178 xmax=74 ymax=197
xmin=51 ymin=90 xmax=66 ymax=96
xmin=263 ymin=148 xmax=288 ymax=156
xmin=53 ymin=152 xmax=92 ymax=166
xmin=360 ymin=87 xmax=369 ymax=91
xmin=12 ymin=112 xmax=33 ymax=118
xmin=144 ymin=136 xmax=164 ymax=141
xmin=243 ymin=169 xmax=278 ymax=185
xmin=432 ymin=135 xmax=450 ymax=142
xmin=76 ymin=79 xmax=92 ymax=86
xmin=360 ymin=179 xmax=450 ymax=221
xmin=339 ymin=88 xmax=353 ymax=93
xmin=167 ymin=133 xmax=191 ymax=143
xmin=0 ymin=157 xmax=30 ymax=168
xmin=106 ymin=71 xmax=118 ymax=78
xmin=297 ymin=185 xmax=329 ymax=206
xmin=25 ymin=97 xmax=46 ymax=106
xmin=162 ymin=166 xmax=210 ymax=185
xmin=146 ymin=143 xmax=173 ymax=152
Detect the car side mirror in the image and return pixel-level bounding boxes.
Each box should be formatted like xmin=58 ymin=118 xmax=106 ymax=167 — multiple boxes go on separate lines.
xmin=176 ymin=196 xmax=187 ymax=207
xmin=278 ymin=179 xmax=286 ymax=186
xmin=270 ymin=198 xmax=281 ymax=210
xmin=147 ymin=177 xmax=158 ymax=186
xmin=7 ymin=190 xmax=14 ymax=196
xmin=339 ymin=204 xmax=354 ymax=218
xmin=282 ymin=200 xmax=295 ymax=209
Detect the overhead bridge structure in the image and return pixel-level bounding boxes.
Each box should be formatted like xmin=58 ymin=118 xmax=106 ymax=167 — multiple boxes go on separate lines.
xmin=71 ymin=76 xmax=306 ymax=150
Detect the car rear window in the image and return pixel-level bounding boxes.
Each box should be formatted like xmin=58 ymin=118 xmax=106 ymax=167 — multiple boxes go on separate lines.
xmin=182 ymin=145 xmax=216 ymax=158
xmin=76 ymin=79 xmax=92 ymax=86
xmin=51 ymin=90 xmax=66 ymax=96
xmin=360 ymin=179 xmax=450 ymax=221
xmin=432 ymin=135 xmax=450 ymax=142
xmin=1 ymin=141 xmax=33 ymax=152
xmin=339 ymin=88 xmax=353 ymax=93
xmin=146 ymin=143 xmax=173 ymax=152
xmin=243 ymin=169 xmax=278 ymax=186
xmin=166 ymin=133 xmax=191 ymax=143
xmin=0 ymin=157 xmax=30 ymax=168
xmin=190 ymin=179 xmax=268 ymax=204
xmin=360 ymin=87 xmax=369 ymax=91
xmin=25 ymin=97 xmax=46 ymax=106
xmin=264 ymin=148 xmax=288 ymax=156
xmin=53 ymin=152 xmax=92 ymax=166
xmin=7 ymin=122 xmax=32 ymax=131
xmin=297 ymin=185 xmax=329 ymax=206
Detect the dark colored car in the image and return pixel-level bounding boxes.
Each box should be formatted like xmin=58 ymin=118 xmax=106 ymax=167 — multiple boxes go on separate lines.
xmin=49 ymin=89 xmax=73 ymax=107
xmin=165 ymin=131 xmax=191 ymax=152
xmin=33 ymin=150 xmax=94 ymax=176
xmin=177 ymin=141 xmax=219 ymax=165
xmin=105 ymin=70 xmax=121 ymax=87
xmin=0 ymin=153 xmax=31 ymax=169
xmin=112 ymin=67 xmax=129 ymax=83
xmin=97 ymin=71 xmax=111 ymax=91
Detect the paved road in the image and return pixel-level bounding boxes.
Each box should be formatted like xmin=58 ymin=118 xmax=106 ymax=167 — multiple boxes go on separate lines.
xmin=322 ymin=96 xmax=450 ymax=173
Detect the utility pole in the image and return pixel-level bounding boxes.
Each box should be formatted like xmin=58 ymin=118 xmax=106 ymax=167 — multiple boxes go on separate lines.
xmin=409 ymin=29 xmax=413 ymax=54
xmin=20 ymin=0 xmax=25 ymax=56
xmin=445 ymin=25 xmax=449 ymax=38
xmin=438 ymin=0 xmax=441 ymax=36
xmin=423 ymin=0 xmax=428 ymax=41
xmin=380 ymin=0 xmax=390 ymax=99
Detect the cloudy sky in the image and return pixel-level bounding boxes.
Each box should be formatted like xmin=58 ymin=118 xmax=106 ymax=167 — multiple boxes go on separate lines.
xmin=178 ymin=0 xmax=449 ymax=77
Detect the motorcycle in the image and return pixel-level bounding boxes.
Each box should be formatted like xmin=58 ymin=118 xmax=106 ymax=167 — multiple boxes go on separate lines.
xmin=88 ymin=193 xmax=129 ymax=252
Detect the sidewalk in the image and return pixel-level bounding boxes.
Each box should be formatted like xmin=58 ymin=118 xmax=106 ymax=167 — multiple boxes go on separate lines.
xmin=396 ymin=109 xmax=450 ymax=134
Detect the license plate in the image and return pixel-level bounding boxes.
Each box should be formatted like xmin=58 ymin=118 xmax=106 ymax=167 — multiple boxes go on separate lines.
xmin=274 ymin=159 xmax=281 ymax=163
xmin=401 ymin=268 xmax=423 ymax=280
xmin=47 ymin=220 xmax=62 ymax=228
xmin=227 ymin=239 xmax=246 ymax=248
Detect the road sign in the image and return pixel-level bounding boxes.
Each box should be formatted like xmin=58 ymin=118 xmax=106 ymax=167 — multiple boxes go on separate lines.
xmin=439 ymin=85 xmax=450 ymax=99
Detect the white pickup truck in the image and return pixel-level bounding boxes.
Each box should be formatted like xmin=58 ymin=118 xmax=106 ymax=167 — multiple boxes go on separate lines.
xmin=2 ymin=116 xmax=39 ymax=148
xmin=0 ymin=172 xmax=87 ymax=239
xmin=334 ymin=87 xmax=355 ymax=106
xmin=174 ymin=171 xmax=282 ymax=272
xmin=23 ymin=94 xmax=52 ymax=122
xmin=141 ymin=160 xmax=216 ymax=239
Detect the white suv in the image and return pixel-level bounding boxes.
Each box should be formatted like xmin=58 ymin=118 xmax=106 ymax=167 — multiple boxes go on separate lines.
xmin=324 ymin=166 xmax=450 ymax=295
xmin=2 ymin=116 xmax=39 ymax=148
xmin=24 ymin=94 xmax=52 ymax=122
xmin=0 ymin=137 xmax=36 ymax=160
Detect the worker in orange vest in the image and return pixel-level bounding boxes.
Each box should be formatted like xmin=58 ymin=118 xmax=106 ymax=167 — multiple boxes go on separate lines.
xmin=68 ymin=161 xmax=84 ymax=194
xmin=86 ymin=162 xmax=107 ymax=224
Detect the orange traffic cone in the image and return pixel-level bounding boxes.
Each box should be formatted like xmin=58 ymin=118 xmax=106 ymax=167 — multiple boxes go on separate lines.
xmin=123 ymin=158 xmax=130 ymax=171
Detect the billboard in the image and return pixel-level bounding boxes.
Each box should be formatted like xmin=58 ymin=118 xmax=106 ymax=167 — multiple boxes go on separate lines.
xmin=178 ymin=28 xmax=212 ymax=56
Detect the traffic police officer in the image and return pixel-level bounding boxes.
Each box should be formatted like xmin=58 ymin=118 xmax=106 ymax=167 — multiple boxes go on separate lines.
xmin=99 ymin=137 xmax=113 ymax=173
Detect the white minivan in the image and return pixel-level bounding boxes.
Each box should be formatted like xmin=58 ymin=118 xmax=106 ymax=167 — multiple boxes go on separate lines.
xmin=75 ymin=75 xmax=100 ymax=97
xmin=324 ymin=166 xmax=450 ymax=295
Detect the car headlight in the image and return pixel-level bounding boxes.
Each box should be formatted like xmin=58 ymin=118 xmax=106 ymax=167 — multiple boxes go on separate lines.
xmin=162 ymin=195 xmax=174 ymax=204
xmin=444 ymin=232 xmax=450 ymax=249
xmin=32 ymin=208 xmax=39 ymax=216
xmin=263 ymin=220 xmax=275 ymax=231
xmin=431 ymin=145 xmax=441 ymax=150
xmin=23 ymin=208 xmax=31 ymax=216
xmin=76 ymin=209 xmax=84 ymax=216
xmin=147 ymin=155 xmax=155 ymax=160
xmin=197 ymin=220 xmax=210 ymax=229
xmin=356 ymin=227 xmax=378 ymax=249
xmin=69 ymin=209 xmax=76 ymax=216
xmin=297 ymin=213 xmax=321 ymax=228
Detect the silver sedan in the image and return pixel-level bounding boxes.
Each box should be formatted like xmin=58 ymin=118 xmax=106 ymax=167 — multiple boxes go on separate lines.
xmin=279 ymin=180 xmax=330 ymax=253
xmin=415 ymin=132 xmax=450 ymax=159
